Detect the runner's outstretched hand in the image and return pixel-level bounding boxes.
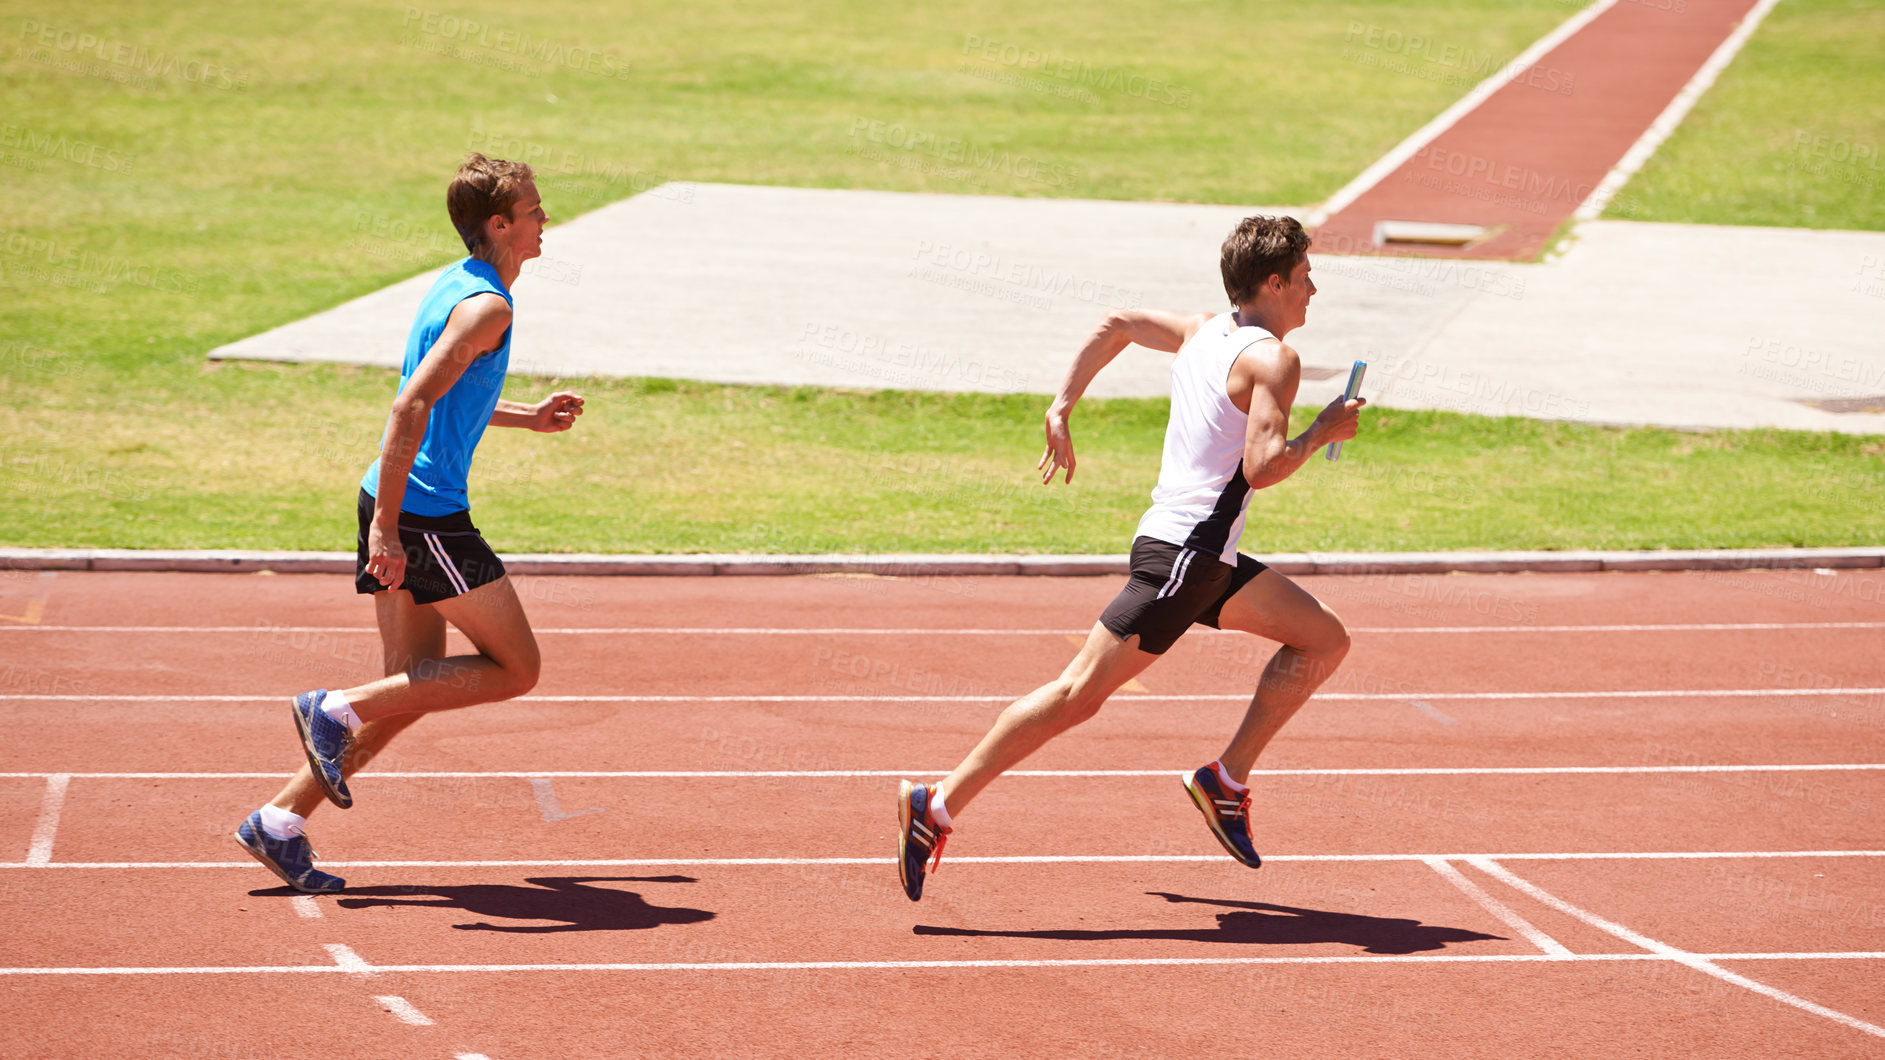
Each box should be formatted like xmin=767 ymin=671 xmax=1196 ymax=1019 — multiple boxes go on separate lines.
xmin=529 ymin=391 xmax=585 ymax=433
xmin=1040 ymin=408 xmax=1076 ymax=484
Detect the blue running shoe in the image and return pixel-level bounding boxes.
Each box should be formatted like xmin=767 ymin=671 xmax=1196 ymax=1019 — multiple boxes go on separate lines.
xmin=897 ymin=780 xmax=951 ymax=902
xmin=292 ymin=690 xmax=355 ymax=809
xmin=1183 ymin=764 xmax=1261 ymax=868
xmin=234 ymin=811 xmax=345 ymax=894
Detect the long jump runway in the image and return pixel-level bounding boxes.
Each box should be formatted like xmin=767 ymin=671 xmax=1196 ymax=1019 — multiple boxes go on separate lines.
xmin=1 ymin=569 xmax=1881 ymax=1057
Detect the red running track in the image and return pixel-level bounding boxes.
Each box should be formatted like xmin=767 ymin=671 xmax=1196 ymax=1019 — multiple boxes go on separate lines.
xmin=1314 ymin=0 xmax=1769 ymax=260
xmin=0 ymin=568 xmax=1882 ymax=1057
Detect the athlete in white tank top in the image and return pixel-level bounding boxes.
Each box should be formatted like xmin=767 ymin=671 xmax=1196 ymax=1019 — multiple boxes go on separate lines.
xmin=895 ymin=216 xmax=1368 ymax=904
xmin=1135 ymin=312 xmax=1276 ymax=564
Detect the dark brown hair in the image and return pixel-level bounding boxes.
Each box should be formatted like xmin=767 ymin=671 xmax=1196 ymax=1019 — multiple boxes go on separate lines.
xmin=1219 ymin=215 xmax=1310 ymax=306
xmin=447 ymin=153 xmax=536 ymax=253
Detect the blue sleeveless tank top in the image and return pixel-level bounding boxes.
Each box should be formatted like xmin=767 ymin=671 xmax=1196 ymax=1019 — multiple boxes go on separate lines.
xmin=360 ymin=258 xmax=512 ymax=516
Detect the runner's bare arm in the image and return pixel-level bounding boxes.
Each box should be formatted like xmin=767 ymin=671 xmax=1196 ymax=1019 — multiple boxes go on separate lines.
xmin=363 ymin=293 xmax=512 ymax=590
xmin=490 ymin=392 xmax=585 ymax=432
xmin=1236 ymin=339 xmax=1364 ymax=491
xmin=1040 ymin=309 xmax=1212 ymax=484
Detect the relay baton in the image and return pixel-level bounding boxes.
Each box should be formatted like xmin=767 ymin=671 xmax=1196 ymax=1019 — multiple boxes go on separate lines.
xmin=1325 ymin=360 xmax=1367 ymax=462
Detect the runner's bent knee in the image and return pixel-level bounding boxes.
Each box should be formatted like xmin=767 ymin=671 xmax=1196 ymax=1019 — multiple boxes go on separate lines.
xmin=1288 ymin=604 xmax=1349 ymax=657
xmin=1056 ymin=682 xmax=1107 ymax=725
xmin=506 ymin=644 xmax=541 ymax=696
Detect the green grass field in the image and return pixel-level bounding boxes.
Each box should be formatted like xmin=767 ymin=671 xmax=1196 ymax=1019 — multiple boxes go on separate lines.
xmin=5 ymin=366 xmax=1880 ymax=553
xmin=1607 ymin=0 xmax=1885 ymax=230
xmin=2 ymin=0 xmax=1881 ymax=554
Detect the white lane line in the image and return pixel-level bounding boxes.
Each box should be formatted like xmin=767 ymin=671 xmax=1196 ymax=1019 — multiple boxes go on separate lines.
xmin=1304 ymin=0 xmax=1623 ymax=226
xmin=6 ymin=850 xmax=1882 ymax=870
xmin=2 ymin=763 xmax=1881 ymax=780
xmin=1573 ymin=0 xmax=1784 ymax=221
xmin=24 ymin=774 xmax=70 ymax=867
xmin=1705 ymin=953 xmax=1885 ymax=960
xmin=1423 ymin=857 xmax=1572 ymax=957
xmin=1409 ymin=700 xmax=1459 ymax=725
xmin=1468 ymin=858 xmax=1885 ymax=1040
xmin=4 ymin=688 xmax=1883 ymax=704
xmin=374 ymin=995 xmax=435 ymax=1026
xmin=6 ymin=621 xmax=1880 ymax=635
xmin=456 ymin=1054 xmax=494 ymax=1060
xmin=1 ymin=951 xmax=1881 ymax=976
xmin=1357 ymin=622 xmax=1885 ymax=635
xmin=324 ymin=943 xmax=373 ymax=975
xmin=291 ymin=895 xmax=323 ymax=919
xmin=529 ymin=777 xmax=604 ymax=823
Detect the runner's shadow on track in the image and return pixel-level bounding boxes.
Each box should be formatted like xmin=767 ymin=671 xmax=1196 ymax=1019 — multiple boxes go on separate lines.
xmin=256 ymin=876 xmax=715 ymax=934
xmin=914 ymin=892 xmax=1505 ymax=955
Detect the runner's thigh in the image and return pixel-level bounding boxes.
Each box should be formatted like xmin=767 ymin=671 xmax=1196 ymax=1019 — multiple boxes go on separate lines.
xmin=430 ymin=575 xmax=539 ymax=673
xmin=1213 ymin=568 xmax=1348 ymax=653
xmin=375 ymin=589 xmax=448 ymax=675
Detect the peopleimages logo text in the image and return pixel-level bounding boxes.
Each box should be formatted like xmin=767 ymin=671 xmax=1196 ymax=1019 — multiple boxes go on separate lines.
xmin=401 ymin=8 xmax=631 ymax=79
xmin=17 ymin=19 xmax=250 ymax=91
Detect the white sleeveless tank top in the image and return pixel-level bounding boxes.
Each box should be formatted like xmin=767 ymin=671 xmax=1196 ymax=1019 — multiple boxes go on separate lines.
xmin=1132 ymin=312 xmax=1276 ymax=564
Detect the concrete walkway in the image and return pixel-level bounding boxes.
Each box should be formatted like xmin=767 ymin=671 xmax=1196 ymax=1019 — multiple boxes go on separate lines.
xmin=209 ymin=183 xmax=1885 ymax=434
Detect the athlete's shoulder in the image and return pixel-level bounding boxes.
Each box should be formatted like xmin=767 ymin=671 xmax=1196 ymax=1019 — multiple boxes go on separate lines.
xmin=1230 ymin=334 xmax=1299 ymax=387
xmin=446 ymin=291 xmax=512 ymax=329
xmin=431 ymin=292 xmax=513 ymax=361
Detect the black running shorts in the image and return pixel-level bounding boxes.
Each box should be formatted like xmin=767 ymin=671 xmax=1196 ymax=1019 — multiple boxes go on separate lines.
xmin=354 ymin=489 xmax=506 ymax=606
xmin=1099 ymin=536 xmax=1268 ymax=655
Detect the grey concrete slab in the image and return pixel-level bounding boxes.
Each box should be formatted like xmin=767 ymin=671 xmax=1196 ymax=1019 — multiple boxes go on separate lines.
xmin=208 ymin=184 xmax=1885 ymax=434
xmin=209 ymin=183 xmax=1295 ymax=400
xmin=1340 ymin=220 xmax=1885 ymax=434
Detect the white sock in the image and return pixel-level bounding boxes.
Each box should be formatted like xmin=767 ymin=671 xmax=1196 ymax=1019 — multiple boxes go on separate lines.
xmin=928 ymin=784 xmax=954 ymax=830
xmin=319 ymin=689 xmax=362 ymax=734
xmin=1212 ymin=760 xmax=1250 ymax=795
xmin=258 ymin=804 xmax=306 ymax=841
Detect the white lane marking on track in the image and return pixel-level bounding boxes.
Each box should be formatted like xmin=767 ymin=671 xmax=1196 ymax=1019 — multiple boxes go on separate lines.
xmin=529 ymin=778 xmax=604 ymax=822
xmin=7 ymin=850 xmax=1883 ymax=870
xmin=5 ymin=687 xmax=1884 ymax=703
xmin=1423 ymin=857 xmax=1572 ymax=957
xmin=456 ymin=1054 xmax=494 ymax=1060
xmin=1304 ymin=0 xmax=1623 ymax=226
xmin=1351 ymin=622 xmax=1885 ymax=635
xmin=5 ymin=621 xmax=1882 ymax=635
xmin=4 ymin=763 xmax=1883 ymax=780
xmin=1 ymin=951 xmax=1882 ymax=975
xmin=374 ymin=996 xmax=435 ymax=1026
xmin=291 ymin=895 xmax=323 ymax=918
xmin=1467 ymin=858 xmax=1885 ymax=1039
xmin=1573 ymin=0 xmax=1785 ymax=221
xmin=324 ymin=943 xmax=373 ymax=975
xmin=25 ymin=774 xmax=69 ymax=866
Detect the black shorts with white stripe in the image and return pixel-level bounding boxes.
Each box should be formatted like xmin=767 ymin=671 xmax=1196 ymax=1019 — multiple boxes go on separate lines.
xmin=353 ymin=489 xmax=506 ymax=606
xmin=1098 ymin=536 xmax=1268 ymax=655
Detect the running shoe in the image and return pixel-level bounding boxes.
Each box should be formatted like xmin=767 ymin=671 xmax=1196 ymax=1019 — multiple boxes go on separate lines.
xmin=1183 ymin=764 xmax=1261 ymax=868
xmin=292 ymin=689 xmax=355 ymax=809
xmin=897 ymin=780 xmax=952 ymax=902
xmin=234 ymin=811 xmax=345 ymax=894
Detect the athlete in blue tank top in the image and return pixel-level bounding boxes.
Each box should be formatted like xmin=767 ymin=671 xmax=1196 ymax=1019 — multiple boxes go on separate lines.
xmin=235 ymin=154 xmax=588 ymax=895
xmin=359 ymin=256 xmax=517 ymax=516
